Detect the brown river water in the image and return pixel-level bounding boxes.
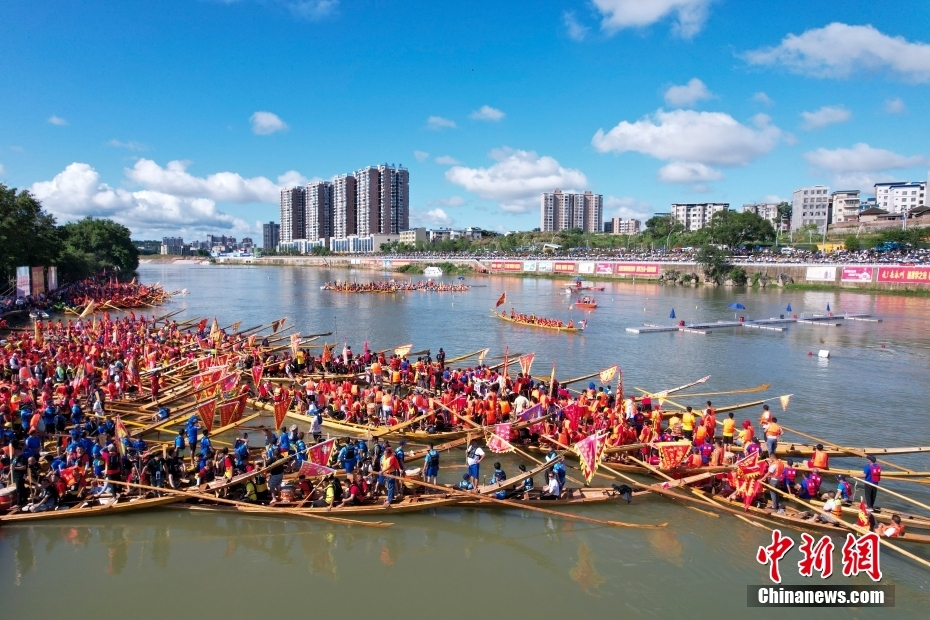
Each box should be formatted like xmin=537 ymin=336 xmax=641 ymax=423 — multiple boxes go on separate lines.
xmin=2 ymin=262 xmax=928 ymax=618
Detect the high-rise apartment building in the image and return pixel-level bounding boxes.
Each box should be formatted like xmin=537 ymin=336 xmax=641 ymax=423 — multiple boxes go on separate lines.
xmin=540 ymin=189 xmax=603 ymax=232
xmin=791 ymin=185 xmax=831 ymax=233
xmin=279 ymin=187 xmax=306 ymax=243
xmin=355 ymin=167 xmax=381 ymax=237
xmin=306 ymin=181 xmax=333 ymax=241
xmin=874 ymin=181 xmax=926 ymax=214
xmin=382 ymin=165 xmax=409 ymax=234
xmin=671 ymin=203 xmax=729 ymax=231
xmin=332 ymin=174 xmax=357 ymax=239
xmin=262 ymin=222 xmax=280 ymax=250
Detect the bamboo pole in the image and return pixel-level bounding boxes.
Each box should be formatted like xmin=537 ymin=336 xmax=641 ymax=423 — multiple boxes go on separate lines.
xmin=780 ymin=424 xmax=922 ymax=477
xmin=759 ymin=481 xmax=930 ymax=570
xmin=379 ymin=472 xmax=665 ymax=529
xmin=853 ymin=477 xmax=930 ymax=516
xmin=665 ymin=383 xmax=771 ymax=398
xmin=106 ymin=479 xmax=393 ymax=528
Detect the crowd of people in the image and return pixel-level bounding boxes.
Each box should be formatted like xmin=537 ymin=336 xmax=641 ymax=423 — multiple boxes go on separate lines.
xmin=322 ymin=280 xmax=470 ymax=293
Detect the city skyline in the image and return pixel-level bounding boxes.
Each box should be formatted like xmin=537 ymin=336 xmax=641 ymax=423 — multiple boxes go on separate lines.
xmin=2 ymin=2 xmax=930 ymax=240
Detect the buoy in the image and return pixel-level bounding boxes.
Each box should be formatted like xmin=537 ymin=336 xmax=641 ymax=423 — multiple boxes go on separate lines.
xmin=818 ymin=350 xmax=830 ymax=358
xmin=881 ymin=344 xmax=886 ymax=348
xmin=808 ymin=351 xmax=813 ymax=356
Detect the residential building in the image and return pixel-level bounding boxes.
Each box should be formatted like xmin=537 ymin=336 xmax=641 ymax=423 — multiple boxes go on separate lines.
xmin=306 ymin=181 xmax=333 ymax=242
xmin=279 ymin=187 xmax=306 ymax=243
xmin=355 ymin=166 xmax=381 ymax=237
xmin=539 ymin=189 xmax=603 ymax=232
xmin=380 ymin=164 xmax=409 ymax=234
xmin=670 ymin=203 xmax=729 ymax=231
xmin=830 ymin=190 xmax=861 ymax=224
xmin=329 ymin=233 xmax=400 ymax=254
xmin=791 ymin=185 xmax=831 ymax=233
xmin=332 ymin=174 xmax=357 ymax=239
xmin=874 ymin=181 xmax=926 ymax=214
xmin=240 ymin=237 xmax=254 ymax=252
xmin=399 ymin=228 xmax=427 ymax=245
xmin=742 ymin=203 xmax=783 ymax=229
xmin=604 ymin=218 xmax=641 ymax=234
xmin=160 ymin=237 xmax=185 ymax=255
xmin=462 ymin=227 xmax=483 ymax=239
xmin=262 ymin=222 xmax=280 ymax=250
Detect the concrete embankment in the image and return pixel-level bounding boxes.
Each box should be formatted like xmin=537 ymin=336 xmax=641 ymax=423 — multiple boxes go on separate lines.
xmin=212 ymin=255 xmax=930 ymax=292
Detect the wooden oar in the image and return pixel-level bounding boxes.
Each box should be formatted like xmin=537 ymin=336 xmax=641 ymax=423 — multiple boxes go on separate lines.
xmin=853 ymin=477 xmax=930 ymax=516
xmin=640 ymin=375 xmax=711 ymax=397
xmin=106 ymin=479 xmax=393 ymax=528
xmin=780 ymin=424 xmax=923 ymax=478
xmin=379 ymin=472 xmax=664 ymax=529
xmin=760 ymin=481 xmax=930 ymax=570
xmin=559 ymin=370 xmax=605 ymax=387
xmin=668 ymin=383 xmax=771 ymax=398
xmin=445 ymin=348 xmax=489 ymax=365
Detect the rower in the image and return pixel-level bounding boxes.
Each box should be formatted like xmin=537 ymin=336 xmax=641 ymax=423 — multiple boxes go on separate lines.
xmin=882 ymin=514 xmax=906 ymax=538
xmin=539 ymin=469 xmax=561 ymax=500
xmin=807 ymin=444 xmax=829 ymax=470
xmin=490 ymin=462 xmax=507 ymax=499
xmin=766 ymin=453 xmax=786 ymax=512
xmin=835 ymin=474 xmax=851 ymax=502
xmin=863 ymin=455 xmax=881 ymax=509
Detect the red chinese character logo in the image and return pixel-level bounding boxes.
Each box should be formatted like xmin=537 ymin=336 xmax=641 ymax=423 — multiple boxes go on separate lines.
xmin=841 ymin=532 xmax=882 ymax=582
xmin=797 ymin=533 xmax=834 ymax=578
xmin=757 ymin=529 xmax=795 ymax=583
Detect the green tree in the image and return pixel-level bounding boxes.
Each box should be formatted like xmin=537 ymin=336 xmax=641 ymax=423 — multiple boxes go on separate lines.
xmin=59 ymin=217 xmax=139 ymax=281
xmin=0 ymin=185 xmax=61 ymax=284
xmin=695 ymin=244 xmax=732 ymax=284
xmin=843 ymin=235 xmax=861 ymax=251
xmin=706 ymin=210 xmax=776 ymax=247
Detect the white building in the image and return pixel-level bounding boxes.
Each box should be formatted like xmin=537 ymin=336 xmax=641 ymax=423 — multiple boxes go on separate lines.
xmin=874 ymin=181 xmax=926 ymax=214
xmin=791 ymin=185 xmax=831 ymax=233
xmin=742 ymin=203 xmax=783 ymax=229
xmin=670 ymin=203 xmax=729 ymax=231
xmin=399 ymin=228 xmax=427 ymax=245
xmin=604 ymin=218 xmax=641 ymax=234
xmin=540 ymin=189 xmax=603 ymax=232
xmin=306 ymin=181 xmax=333 ymax=241
xmin=329 ymin=233 xmax=400 ymax=254
xmin=830 ymin=190 xmax=861 ymax=224
xmin=279 ymin=187 xmax=306 ymax=243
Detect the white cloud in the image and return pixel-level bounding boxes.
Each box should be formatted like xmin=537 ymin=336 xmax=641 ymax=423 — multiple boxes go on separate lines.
xmin=752 ymin=92 xmax=774 ymax=106
xmin=435 ymin=155 xmax=461 ymax=165
xmin=800 ymin=105 xmax=852 ymax=130
xmin=657 ymin=161 xmax=724 ymax=183
xmin=249 ymin=111 xmax=288 ymax=135
xmin=29 ymin=162 xmax=252 ymax=238
xmin=592 ymin=108 xmax=782 ymax=166
xmin=411 ymin=208 xmax=455 ymax=227
xmin=884 ymin=97 xmax=906 ymax=114
xmin=562 ymin=11 xmax=589 ymax=41
xmin=277 ymin=170 xmax=322 ymax=187
xmin=414 ymin=150 xmax=430 ymax=162
xmin=760 ymin=194 xmax=787 ymax=205
xmin=426 ymin=196 xmax=466 ymax=208
xmin=470 ymin=105 xmax=505 ymax=121
xmin=593 ymin=0 xmax=713 ymax=38
xmin=286 ymin=0 xmax=339 ymax=20
xmin=427 ymin=116 xmax=456 ymax=130
xmin=663 ymin=78 xmax=713 ymax=106
xmin=804 ymin=143 xmax=925 ymax=173
xmin=605 ymin=196 xmax=652 ymax=222
xmin=445 ymin=147 xmax=587 ymax=213
xmin=107 ymin=139 xmax=147 ymax=151
xmin=125 ymin=159 xmax=281 ymax=203
xmin=48 ymin=115 xmax=68 ymax=126
xmin=744 ymin=23 xmax=930 ymax=83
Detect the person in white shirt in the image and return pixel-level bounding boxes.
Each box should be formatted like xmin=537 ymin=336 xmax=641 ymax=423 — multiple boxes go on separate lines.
xmin=540 ymin=470 xmax=561 ymax=500
xmin=465 ymin=439 xmax=485 ymax=489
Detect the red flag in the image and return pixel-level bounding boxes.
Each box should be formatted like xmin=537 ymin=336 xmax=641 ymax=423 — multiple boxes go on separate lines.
xmin=231 ymin=394 xmax=248 ymax=424
xmin=598 ymin=365 xmax=618 ymax=384
xmin=198 ymin=400 xmax=216 ymax=434
xmin=617 ymin=368 xmax=624 ymax=404
xmin=306 ymin=437 xmax=337 ymax=467
xmin=486 ymin=423 xmax=515 ymax=453
xmin=218 ymin=399 xmax=237 ymax=427
xmin=197 ymin=318 xmax=208 ymax=333
xmin=251 ymin=364 xmax=264 ymax=386
xmin=519 ymin=353 xmax=535 ymax=377
xmin=575 ymin=433 xmax=600 ymax=484
xmin=562 ymin=403 xmax=582 ymax=431
xmin=856 ymin=499 xmax=870 ymax=528
xmin=273 ymin=396 xmax=290 ymax=430
xmin=656 ymin=441 xmax=691 ymax=470
xmin=298 ymin=462 xmax=336 ymax=477
xmin=221 ymin=373 xmax=239 ymax=394
xmin=495 ymin=292 xmax=506 ymax=307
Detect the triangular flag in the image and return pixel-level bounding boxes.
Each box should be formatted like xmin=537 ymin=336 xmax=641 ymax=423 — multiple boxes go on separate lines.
xmin=271 ymin=319 xmax=281 ymax=333
xmin=779 ymin=395 xmax=791 ymax=411
xmin=394 ymin=343 xmax=413 ymax=358
xmin=486 ymin=423 xmax=515 ymax=453
xmin=290 ymin=332 xmax=301 ymax=357
xmin=247 ymin=334 xmax=256 ymax=349
xmin=306 ymin=437 xmax=337 ymax=466
xmin=251 ymin=364 xmax=264 ymax=385
xmin=231 ymin=321 xmax=241 ymax=333
xmin=114 ymin=416 xmax=130 ymax=457
xmin=598 ymin=365 xmax=618 ymax=384
xmin=197 ymin=318 xmax=208 ymax=333
xmin=495 ymin=292 xmax=506 ymax=307
xmin=655 ymin=441 xmax=691 ymax=470
xmin=519 ymin=353 xmax=535 ymax=377
xmin=477 ymin=348 xmax=490 ymax=364
xmin=79 ymin=300 xmax=96 ymax=319
xmin=297 ymin=462 xmax=336 ymax=478
xmin=231 ymin=394 xmax=248 ymax=424
xmin=218 ymin=399 xmax=237 ymax=427
xmin=273 ymin=396 xmax=290 ymax=430
xmin=856 ymin=498 xmax=870 ymax=528
xmin=198 ymin=400 xmax=216 ymax=434
xmin=575 ymin=433 xmax=601 ymax=484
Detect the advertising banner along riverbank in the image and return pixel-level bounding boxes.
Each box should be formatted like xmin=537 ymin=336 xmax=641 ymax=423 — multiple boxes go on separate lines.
xmin=876 ymin=266 xmax=930 ymax=284
xmin=841 ymin=266 xmax=874 ymax=283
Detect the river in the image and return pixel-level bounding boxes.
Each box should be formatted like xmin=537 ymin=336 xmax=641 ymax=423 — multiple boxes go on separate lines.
xmin=2 ymin=262 xmax=928 ymax=618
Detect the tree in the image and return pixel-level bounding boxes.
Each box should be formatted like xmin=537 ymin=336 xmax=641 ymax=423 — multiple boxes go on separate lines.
xmin=776 ymin=201 xmax=792 ymax=222
xmin=644 ymin=214 xmax=677 ymax=239
xmin=0 ymin=185 xmax=61 ymax=284
xmin=706 ymin=210 xmax=776 ymax=248
xmin=843 ymin=235 xmax=861 ymax=251
xmin=59 ymin=217 xmax=139 ymax=281
xmin=695 ymin=244 xmax=732 ymax=284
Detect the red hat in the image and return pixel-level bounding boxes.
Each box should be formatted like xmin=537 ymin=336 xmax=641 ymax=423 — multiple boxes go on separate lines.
xmin=742 ymin=420 xmax=752 ymax=429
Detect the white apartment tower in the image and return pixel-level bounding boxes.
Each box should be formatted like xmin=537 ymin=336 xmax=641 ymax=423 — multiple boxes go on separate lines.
xmin=671 ymin=203 xmax=729 ymax=231
xmin=279 ymin=187 xmax=306 ymax=243
xmin=791 ymin=185 xmax=831 ymax=233
xmin=306 ymin=181 xmax=333 ymax=241
xmin=540 ymin=189 xmax=603 ymax=232
xmin=874 ymin=181 xmax=926 ymax=214
xmin=332 ymin=174 xmax=357 ymax=239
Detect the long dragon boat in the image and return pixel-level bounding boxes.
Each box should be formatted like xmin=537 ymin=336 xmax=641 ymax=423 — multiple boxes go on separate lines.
xmin=491 ymin=311 xmax=584 ymax=332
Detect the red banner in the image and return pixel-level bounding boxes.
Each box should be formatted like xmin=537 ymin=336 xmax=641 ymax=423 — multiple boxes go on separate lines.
xmin=519 ymin=353 xmax=535 ymax=376
xmin=595 ymin=262 xmax=614 ymax=275
xmin=272 ymin=396 xmax=290 ymax=430
xmin=307 ymin=437 xmax=336 ymax=467
xmin=554 ymin=262 xmax=576 ymax=273
xmin=490 ymin=261 xmax=504 ymax=270
xmin=841 ymin=266 xmax=874 ymax=283
xmin=656 ymin=441 xmax=690 ymax=470
xmin=298 ymin=462 xmax=336 ymax=477
xmin=231 ymin=394 xmax=248 ymax=424
xmin=562 ymin=403 xmax=583 ymax=431
xmin=218 ymin=399 xmax=237 ymax=427
xmin=251 ymin=364 xmax=263 ymax=385
xmin=876 ymin=266 xmax=930 ymax=284
xmin=615 ymin=263 xmax=659 ymax=276
xmin=503 ymin=261 xmax=523 ymax=272
xmin=486 ymin=423 xmax=515 ymax=453
xmin=575 ymin=433 xmax=600 ymax=484
xmin=198 ymin=400 xmax=216 ymax=434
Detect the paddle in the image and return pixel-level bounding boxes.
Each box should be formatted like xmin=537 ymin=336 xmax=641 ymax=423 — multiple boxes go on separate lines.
xmin=666 ymin=383 xmax=771 ymax=398
xmin=852 ymin=477 xmax=930 ymax=516
xmin=106 ymin=479 xmax=393 ymax=528
xmin=759 ymin=481 xmax=930 ymax=570
xmin=378 ymin=471 xmax=665 ymax=529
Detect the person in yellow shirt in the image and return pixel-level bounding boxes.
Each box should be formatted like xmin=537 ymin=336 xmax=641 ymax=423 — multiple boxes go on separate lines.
xmin=722 ymin=412 xmax=736 ymax=445
xmin=681 ymin=407 xmax=695 ymax=441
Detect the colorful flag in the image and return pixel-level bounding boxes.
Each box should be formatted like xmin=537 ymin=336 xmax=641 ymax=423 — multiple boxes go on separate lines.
xmin=220 ymin=373 xmax=239 ymax=394
xmin=562 ymin=403 xmax=583 ymax=431
xmin=495 ymin=292 xmax=506 ymax=307
xmin=247 ymin=334 xmax=256 ymax=349
xmin=598 ymin=365 xmax=618 ymax=384
xmin=198 ymin=400 xmax=216 ymax=434
xmin=394 ymin=343 xmax=413 ymax=358
xmin=856 ymin=498 xmax=870 ymax=528
xmin=79 ymin=300 xmax=96 ymax=319
xmin=251 ymin=364 xmax=263 ymax=386
xmin=114 ymin=416 xmax=130 ymax=457
xmin=298 ymin=461 xmax=336 ymax=478
xmin=549 ymin=363 xmax=556 ymax=396
xmin=231 ymin=394 xmax=248 ymax=424
xmin=519 ymin=353 xmax=535 ymax=376
xmin=34 ymin=320 xmax=44 ymax=347
xmin=575 ymin=433 xmax=601 ymax=484
xmin=617 ymin=368 xmax=624 ymax=405
xmin=197 ymin=318 xmax=208 ymax=333
xmin=231 ymin=321 xmax=241 ymax=333
xmin=272 ymin=318 xmax=286 ymax=333
xmin=322 ymin=343 xmax=333 ymax=364
xmin=273 ymin=395 xmax=290 ymax=430
xmin=486 ymin=423 xmax=515 ymax=453
xmin=655 ymin=441 xmax=691 ymax=470
xmin=210 ymin=317 xmax=220 ymax=343
xmin=307 ymin=437 xmax=337 ymax=466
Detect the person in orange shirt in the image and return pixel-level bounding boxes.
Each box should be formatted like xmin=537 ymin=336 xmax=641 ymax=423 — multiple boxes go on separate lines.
xmin=764 ymin=416 xmax=783 ymax=456
xmin=807 ymin=444 xmax=829 ymax=470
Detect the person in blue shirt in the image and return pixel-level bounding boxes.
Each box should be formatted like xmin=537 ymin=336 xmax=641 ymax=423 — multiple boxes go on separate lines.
xmin=293 ymin=432 xmax=307 ymax=466
xmin=457 ymin=474 xmax=474 ymax=491
xmin=23 ymin=430 xmax=42 ymax=459
xmin=490 ymin=462 xmax=507 ymax=499
xmin=357 ymin=438 xmax=368 ymax=462
xmin=199 ymin=430 xmax=212 ymax=460
xmin=863 ymin=455 xmax=881 ymax=508
xmin=340 ymin=438 xmax=358 ymax=474
xmin=423 ymin=441 xmax=440 ymax=485
xmin=186 ymin=419 xmax=199 ymax=465
xmin=278 ymin=430 xmax=291 ymax=454
xmin=42 ymin=406 xmax=57 ymax=431
xmin=173 ymin=430 xmax=186 ymax=457
xmin=70 ymin=404 xmax=84 ymax=426
xmin=156 ymin=406 xmax=171 ymax=422
xmin=836 ymin=474 xmax=852 ymax=502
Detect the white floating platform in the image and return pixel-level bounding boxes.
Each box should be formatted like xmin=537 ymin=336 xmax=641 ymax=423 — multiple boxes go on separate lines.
xmin=627 ymin=313 xmax=880 ymax=335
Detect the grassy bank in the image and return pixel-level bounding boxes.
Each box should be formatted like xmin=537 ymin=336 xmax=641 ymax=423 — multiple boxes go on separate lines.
xmin=781 ymin=282 xmax=930 ymax=297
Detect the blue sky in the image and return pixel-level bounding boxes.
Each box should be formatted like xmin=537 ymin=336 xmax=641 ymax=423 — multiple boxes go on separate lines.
xmin=1 ymin=0 xmax=929 ymax=239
